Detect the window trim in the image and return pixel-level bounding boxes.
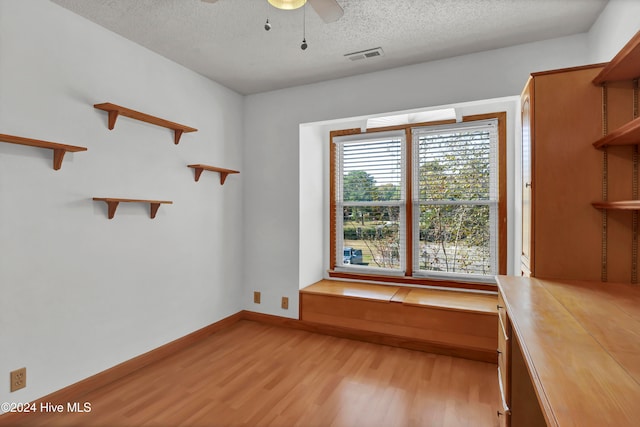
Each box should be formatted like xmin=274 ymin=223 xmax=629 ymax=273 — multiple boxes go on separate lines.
xmin=334 ymin=129 xmax=407 ymax=273
xmin=329 ymin=113 xmax=507 ymax=291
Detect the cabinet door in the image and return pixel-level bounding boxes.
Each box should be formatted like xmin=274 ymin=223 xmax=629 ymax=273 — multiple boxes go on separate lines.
xmin=521 ymin=78 xmax=534 ymax=275
xmin=511 ymin=335 xmax=547 ymax=427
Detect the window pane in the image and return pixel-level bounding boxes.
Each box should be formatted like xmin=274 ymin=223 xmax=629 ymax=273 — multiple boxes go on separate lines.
xmin=341 ymin=139 xmax=403 ymax=202
xmin=342 ymin=205 xmax=401 ymax=269
xmin=416 ymin=128 xmax=492 ymax=201
xmin=413 ymin=120 xmax=498 ymax=280
xmin=417 ymin=204 xmax=495 ymax=276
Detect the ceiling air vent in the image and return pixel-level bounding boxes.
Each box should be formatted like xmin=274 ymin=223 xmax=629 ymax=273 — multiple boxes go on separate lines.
xmin=345 ymin=47 xmax=384 ymax=61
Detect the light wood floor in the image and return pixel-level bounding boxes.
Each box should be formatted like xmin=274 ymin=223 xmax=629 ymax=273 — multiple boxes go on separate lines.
xmin=4 ymin=320 xmax=499 ymax=427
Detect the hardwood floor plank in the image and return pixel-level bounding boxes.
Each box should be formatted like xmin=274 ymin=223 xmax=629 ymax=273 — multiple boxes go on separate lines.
xmin=1 ymin=320 xmax=498 ymax=427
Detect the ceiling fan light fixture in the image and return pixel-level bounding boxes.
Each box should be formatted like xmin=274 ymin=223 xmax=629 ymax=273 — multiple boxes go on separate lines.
xmin=268 ymin=0 xmax=306 ymax=10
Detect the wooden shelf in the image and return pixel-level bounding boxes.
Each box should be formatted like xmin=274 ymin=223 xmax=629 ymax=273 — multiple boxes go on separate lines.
xmin=0 ymin=133 xmax=87 ymax=170
xmin=94 ymin=103 xmax=197 ymax=145
xmin=593 ymin=30 xmax=640 ymax=84
xmin=592 ymin=200 xmax=640 ymax=210
xmin=593 ymin=116 xmax=640 ymax=148
xmin=93 ymin=198 xmax=173 ymax=219
xmin=187 ymin=164 xmax=239 ymax=185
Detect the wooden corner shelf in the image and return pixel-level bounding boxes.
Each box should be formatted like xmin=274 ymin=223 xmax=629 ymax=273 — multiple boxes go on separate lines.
xmin=94 ymin=103 xmax=197 ymax=145
xmin=592 ymin=200 xmax=640 ymax=210
xmin=93 ymin=198 xmax=173 ymax=219
xmin=187 ymin=164 xmax=239 ymax=185
xmin=593 ymin=116 xmax=640 ymax=148
xmin=0 ymin=133 xmax=87 ymax=170
xmin=593 ymin=30 xmax=640 ymax=85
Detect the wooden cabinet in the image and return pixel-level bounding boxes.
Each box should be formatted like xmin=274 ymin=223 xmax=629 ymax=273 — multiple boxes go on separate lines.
xmin=509 ymin=334 xmax=546 ymax=427
xmin=520 ymin=65 xmax=605 ymax=280
xmin=522 ymin=31 xmax=640 ymax=283
xmin=497 ymin=283 xmax=548 ymax=427
xmin=497 ymin=275 xmax=640 ymax=427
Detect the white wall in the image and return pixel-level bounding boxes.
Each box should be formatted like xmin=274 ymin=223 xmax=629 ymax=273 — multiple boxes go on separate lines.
xmin=299 ymin=124 xmax=327 ymax=289
xmin=0 ymin=0 xmax=244 ymax=407
xmin=244 ymin=34 xmax=590 ymax=318
xmin=588 ymin=0 xmax=640 ymax=63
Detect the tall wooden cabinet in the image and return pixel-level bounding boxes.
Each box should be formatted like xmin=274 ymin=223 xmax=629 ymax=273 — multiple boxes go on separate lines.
xmin=522 ymin=31 xmax=640 ymax=283
xmin=520 ymin=65 xmax=605 ymax=280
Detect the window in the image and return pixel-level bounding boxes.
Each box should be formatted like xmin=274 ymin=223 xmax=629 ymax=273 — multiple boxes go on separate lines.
xmin=413 ymin=120 xmax=499 ymax=282
xmin=330 ymin=113 xmax=506 ymax=290
xmin=334 ymin=130 xmax=406 ymax=273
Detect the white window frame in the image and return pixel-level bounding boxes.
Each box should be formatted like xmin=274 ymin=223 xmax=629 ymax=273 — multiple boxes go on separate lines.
xmin=333 ymin=130 xmax=407 ymax=276
xmin=411 ymin=119 xmax=499 ymax=283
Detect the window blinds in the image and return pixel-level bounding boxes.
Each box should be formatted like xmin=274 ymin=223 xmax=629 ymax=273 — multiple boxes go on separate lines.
xmin=412 ymin=120 xmax=498 ymax=281
xmin=335 ymin=131 xmax=405 ymax=203
xmin=334 ymin=130 xmax=406 ymax=273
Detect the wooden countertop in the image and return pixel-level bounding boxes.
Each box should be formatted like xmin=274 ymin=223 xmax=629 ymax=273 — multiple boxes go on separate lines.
xmin=497 ymin=275 xmax=640 ymax=427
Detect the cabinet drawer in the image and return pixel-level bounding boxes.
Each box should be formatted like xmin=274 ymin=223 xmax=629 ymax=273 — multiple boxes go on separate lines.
xmin=498 ymin=316 xmax=509 ymax=356
xmin=497 ymin=292 xmax=510 ymax=340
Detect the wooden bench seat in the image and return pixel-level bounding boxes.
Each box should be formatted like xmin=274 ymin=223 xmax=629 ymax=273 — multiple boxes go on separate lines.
xmin=401 ymin=287 xmax=498 ymax=315
xmin=300 ymin=280 xmax=399 ymax=301
xmin=300 ymin=279 xmax=498 ymax=363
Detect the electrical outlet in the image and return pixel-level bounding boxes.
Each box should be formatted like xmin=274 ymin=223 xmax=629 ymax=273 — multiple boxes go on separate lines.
xmin=10 ymin=367 xmax=26 ymax=392
xmin=254 ymin=291 xmax=261 ymax=304
xmin=281 ymin=297 xmax=289 ymax=310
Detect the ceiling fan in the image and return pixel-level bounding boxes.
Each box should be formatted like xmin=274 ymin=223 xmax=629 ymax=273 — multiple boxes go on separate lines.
xmin=201 ymin=0 xmax=344 ymax=24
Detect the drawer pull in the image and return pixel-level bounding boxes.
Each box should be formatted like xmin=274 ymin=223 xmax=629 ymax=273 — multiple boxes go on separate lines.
xmin=497 ymin=367 xmax=511 ymax=415
xmin=497 ymin=304 xmax=504 ymax=310
xmin=497 ymin=349 xmax=502 ymax=355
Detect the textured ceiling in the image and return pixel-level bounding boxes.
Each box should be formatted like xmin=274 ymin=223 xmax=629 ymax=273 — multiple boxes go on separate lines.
xmin=50 ymin=0 xmax=608 ymax=95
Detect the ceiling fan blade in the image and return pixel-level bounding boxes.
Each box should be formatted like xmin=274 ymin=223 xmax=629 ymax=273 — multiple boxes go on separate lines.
xmin=201 ymin=0 xmax=219 ymax=3
xmin=308 ymin=0 xmax=343 ymax=23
